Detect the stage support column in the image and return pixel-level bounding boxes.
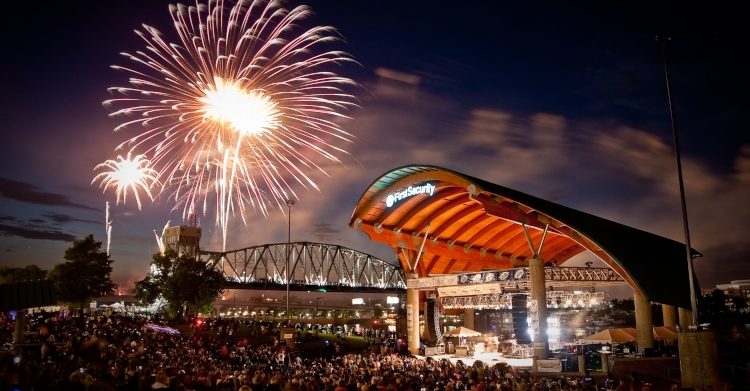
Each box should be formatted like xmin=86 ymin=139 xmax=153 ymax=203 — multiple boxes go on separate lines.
xmin=406 ymin=273 xmax=421 ymax=355
xmin=529 ymin=258 xmax=548 ymax=361
xmin=678 ymin=307 xmax=692 ymax=331
xmin=634 ymin=290 xmax=654 ymax=354
xmin=13 ymin=310 xmax=25 ymax=344
xmin=662 ymin=304 xmax=677 ymax=329
xmin=601 ymin=352 xmax=610 ymax=375
xmin=463 ymin=308 xmax=475 ymax=330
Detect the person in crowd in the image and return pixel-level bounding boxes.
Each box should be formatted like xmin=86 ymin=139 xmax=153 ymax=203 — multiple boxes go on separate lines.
xmin=1 ymin=311 xmax=646 ymax=391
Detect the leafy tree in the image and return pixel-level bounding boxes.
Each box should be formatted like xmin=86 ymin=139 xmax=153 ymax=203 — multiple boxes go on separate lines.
xmin=729 ymin=295 xmax=748 ymax=313
xmin=604 ymin=299 xmax=635 ymax=326
xmin=610 ymin=298 xmax=635 ymax=311
xmin=49 ymin=235 xmax=116 ymax=315
xmin=0 ymin=265 xmax=48 ymax=283
xmin=699 ymin=289 xmax=729 ymax=321
xmin=135 ymin=250 xmax=224 ymax=319
xmin=373 ymin=304 xmax=384 ymax=318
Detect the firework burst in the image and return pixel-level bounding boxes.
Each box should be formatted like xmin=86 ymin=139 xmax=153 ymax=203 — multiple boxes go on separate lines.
xmin=105 ymin=201 xmax=113 ymax=256
xmin=93 ymin=152 xmax=160 ymax=210
xmin=102 ymin=0 xmax=358 ymax=249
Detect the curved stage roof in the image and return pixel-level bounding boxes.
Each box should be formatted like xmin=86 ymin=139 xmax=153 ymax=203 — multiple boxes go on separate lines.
xmin=350 ymin=165 xmax=697 ymax=309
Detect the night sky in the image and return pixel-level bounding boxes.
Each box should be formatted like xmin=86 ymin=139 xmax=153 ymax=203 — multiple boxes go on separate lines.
xmin=1 ymin=1 xmax=748 ymax=292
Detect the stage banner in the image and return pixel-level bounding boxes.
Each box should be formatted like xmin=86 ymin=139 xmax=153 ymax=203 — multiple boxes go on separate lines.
xmin=458 ymin=268 xmax=528 ymax=285
xmin=536 ymin=359 xmax=562 ymax=373
xmin=406 ymin=304 xmax=414 ymax=332
xmin=438 ymin=282 xmax=502 ymax=297
xmin=528 ymin=299 xmax=539 ymax=334
xmin=407 ymin=275 xmax=458 ymax=289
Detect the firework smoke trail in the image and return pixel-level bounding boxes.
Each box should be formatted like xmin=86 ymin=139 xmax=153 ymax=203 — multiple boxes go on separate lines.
xmin=154 ymin=220 xmax=170 ymax=255
xmin=102 ymin=0 xmax=358 ymax=250
xmin=105 ymin=202 xmax=113 ymax=256
xmin=92 ymin=153 xmax=160 ymax=210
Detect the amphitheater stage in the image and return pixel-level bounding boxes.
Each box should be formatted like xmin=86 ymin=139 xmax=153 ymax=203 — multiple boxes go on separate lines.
xmin=415 ymin=352 xmax=533 ymax=368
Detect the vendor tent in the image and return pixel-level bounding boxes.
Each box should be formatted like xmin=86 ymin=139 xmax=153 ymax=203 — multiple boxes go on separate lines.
xmin=447 ymin=327 xmax=481 ymax=337
xmin=579 ymin=328 xmax=636 ymax=344
xmin=653 ymin=326 xmax=677 ymax=341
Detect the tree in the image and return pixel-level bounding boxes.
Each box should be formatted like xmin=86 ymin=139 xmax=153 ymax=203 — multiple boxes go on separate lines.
xmin=135 ymin=250 xmax=224 ymax=319
xmin=699 ymin=289 xmax=729 ymax=320
xmin=373 ymin=304 xmax=384 ymax=318
xmin=49 ymin=235 xmax=116 ymax=314
xmin=0 ymin=265 xmax=48 ymax=283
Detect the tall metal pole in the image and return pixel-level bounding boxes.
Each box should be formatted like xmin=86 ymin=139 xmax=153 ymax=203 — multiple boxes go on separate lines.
xmin=657 ymin=34 xmax=699 ymax=327
xmin=316 ymin=297 xmax=322 ymax=327
xmin=286 ymin=199 xmax=295 ymax=323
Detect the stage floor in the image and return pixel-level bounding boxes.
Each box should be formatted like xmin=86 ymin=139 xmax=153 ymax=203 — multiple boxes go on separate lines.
xmin=415 ymin=352 xmax=533 ymax=368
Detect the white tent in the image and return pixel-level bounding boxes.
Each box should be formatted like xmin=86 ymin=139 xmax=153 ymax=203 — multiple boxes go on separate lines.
xmin=447 ymin=326 xmax=481 ymax=337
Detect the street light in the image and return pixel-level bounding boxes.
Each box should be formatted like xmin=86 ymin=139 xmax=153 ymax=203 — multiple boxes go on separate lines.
xmin=657 ymin=34 xmax=699 ymax=327
xmin=286 ymin=199 xmax=295 ymax=323
xmin=316 ymin=297 xmax=323 ymax=326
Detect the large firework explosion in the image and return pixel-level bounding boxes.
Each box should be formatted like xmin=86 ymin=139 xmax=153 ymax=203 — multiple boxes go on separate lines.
xmin=93 ymin=0 xmax=358 ymax=249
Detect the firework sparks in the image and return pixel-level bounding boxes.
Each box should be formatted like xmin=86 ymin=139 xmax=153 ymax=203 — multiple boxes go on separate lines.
xmin=103 ymin=0 xmax=358 ymax=249
xmin=105 ymin=201 xmax=113 ymax=256
xmin=92 ymin=152 xmax=159 ymax=210
xmin=154 ymin=220 xmax=170 ymax=255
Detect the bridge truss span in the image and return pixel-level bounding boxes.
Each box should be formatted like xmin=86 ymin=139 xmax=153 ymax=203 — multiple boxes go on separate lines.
xmin=198 ymin=242 xmax=405 ymax=291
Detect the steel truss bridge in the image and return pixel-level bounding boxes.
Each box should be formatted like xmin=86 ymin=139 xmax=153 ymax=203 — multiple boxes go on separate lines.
xmin=197 ymin=242 xmax=406 ymax=293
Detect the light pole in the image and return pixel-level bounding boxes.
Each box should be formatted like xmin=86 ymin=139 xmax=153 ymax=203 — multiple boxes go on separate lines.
xmin=657 ymin=34 xmax=699 ymax=327
xmin=316 ymin=297 xmax=323 ymax=326
xmin=286 ymin=199 xmax=295 ymax=323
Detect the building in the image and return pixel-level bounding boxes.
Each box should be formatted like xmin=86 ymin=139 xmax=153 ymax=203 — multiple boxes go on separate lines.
xmin=715 ymin=279 xmax=750 ymax=300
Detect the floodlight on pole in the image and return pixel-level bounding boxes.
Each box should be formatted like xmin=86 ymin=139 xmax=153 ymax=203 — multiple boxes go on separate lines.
xmin=286 ymin=199 xmax=295 ymax=322
xmin=657 ymin=34 xmax=699 ymax=327
xmin=316 ymin=297 xmax=323 ymax=326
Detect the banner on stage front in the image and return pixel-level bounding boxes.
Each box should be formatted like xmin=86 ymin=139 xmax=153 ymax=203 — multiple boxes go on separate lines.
xmin=437 ymin=282 xmax=502 ymax=297
xmin=407 ymin=275 xmax=458 ymax=289
xmin=406 ymin=304 xmax=414 ymax=331
xmin=536 ymin=359 xmax=562 ymax=373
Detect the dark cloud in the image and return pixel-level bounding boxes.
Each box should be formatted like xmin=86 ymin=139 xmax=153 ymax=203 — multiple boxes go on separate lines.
xmin=0 ymin=215 xmax=17 ymax=222
xmin=310 ymin=223 xmax=341 ymax=243
xmin=43 ymin=212 xmax=100 ymax=225
xmin=0 ymin=222 xmax=76 ymax=242
xmin=0 ymin=177 xmax=98 ymax=211
xmin=694 ymin=245 xmax=750 ymax=288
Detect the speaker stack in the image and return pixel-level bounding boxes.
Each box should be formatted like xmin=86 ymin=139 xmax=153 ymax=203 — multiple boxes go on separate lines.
xmin=511 ymin=294 xmax=531 ymax=344
xmin=425 ymin=297 xmax=441 ymax=342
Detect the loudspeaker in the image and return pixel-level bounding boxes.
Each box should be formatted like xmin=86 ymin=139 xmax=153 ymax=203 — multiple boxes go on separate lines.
xmin=425 ymin=298 xmax=440 ymax=342
xmin=511 ymin=294 xmax=531 ymax=344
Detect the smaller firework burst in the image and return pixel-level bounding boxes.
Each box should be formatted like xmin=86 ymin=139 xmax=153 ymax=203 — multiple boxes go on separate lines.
xmin=92 ymin=152 xmax=160 ymax=210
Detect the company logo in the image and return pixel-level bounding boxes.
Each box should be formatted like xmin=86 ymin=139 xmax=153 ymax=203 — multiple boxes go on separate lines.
xmin=385 ymin=182 xmax=436 ymax=208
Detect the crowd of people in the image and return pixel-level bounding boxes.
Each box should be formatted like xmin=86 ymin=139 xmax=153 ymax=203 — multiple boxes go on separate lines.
xmin=1 ymin=310 xmax=644 ymax=391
